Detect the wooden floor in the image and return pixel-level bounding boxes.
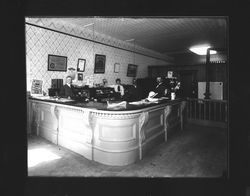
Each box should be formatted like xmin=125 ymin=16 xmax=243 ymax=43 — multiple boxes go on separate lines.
xmin=28 ymin=123 xmax=227 ymax=177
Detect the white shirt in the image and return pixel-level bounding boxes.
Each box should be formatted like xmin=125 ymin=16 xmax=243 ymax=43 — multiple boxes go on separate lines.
xmin=111 ymin=84 xmax=125 ymax=96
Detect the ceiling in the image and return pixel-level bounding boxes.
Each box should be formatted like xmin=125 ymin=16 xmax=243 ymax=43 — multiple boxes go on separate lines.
xmin=56 ymin=17 xmax=227 ymax=57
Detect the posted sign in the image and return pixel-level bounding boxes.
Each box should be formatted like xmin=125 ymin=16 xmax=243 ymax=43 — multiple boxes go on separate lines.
xmin=31 ymin=79 xmax=43 ymax=96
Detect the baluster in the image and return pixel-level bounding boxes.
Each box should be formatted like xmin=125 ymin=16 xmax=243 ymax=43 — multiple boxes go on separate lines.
xmin=194 ymin=100 xmax=197 ymax=119
xmin=219 ymin=102 xmax=222 ymax=121
xmin=190 ymin=100 xmax=192 ymax=119
xmin=199 ymin=101 xmax=201 ymax=119
xmin=209 ymin=101 xmax=211 ymax=120
xmin=214 ymin=102 xmax=216 ymax=121
xmin=204 ymin=101 xmax=206 ymax=120
xmin=225 ymin=103 xmax=228 ymax=122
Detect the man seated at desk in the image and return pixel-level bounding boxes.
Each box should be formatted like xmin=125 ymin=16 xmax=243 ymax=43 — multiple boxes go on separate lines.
xmin=110 ymin=78 xmax=124 ymax=99
xmin=126 ymin=78 xmax=140 ymax=101
xmin=101 ymin=78 xmax=109 ymax=88
xmin=59 ymin=76 xmax=74 ymax=99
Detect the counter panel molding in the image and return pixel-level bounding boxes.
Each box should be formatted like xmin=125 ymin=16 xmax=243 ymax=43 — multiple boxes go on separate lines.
xmin=27 ymin=98 xmax=186 ymax=166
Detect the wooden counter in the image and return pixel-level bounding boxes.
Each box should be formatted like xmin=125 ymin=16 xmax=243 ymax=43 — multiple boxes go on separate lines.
xmin=27 ymin=97 xmax=186 ymax=166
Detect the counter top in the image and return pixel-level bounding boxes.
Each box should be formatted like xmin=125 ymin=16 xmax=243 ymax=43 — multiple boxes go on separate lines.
xmin=28 ymin=96 xmax=184 ymax=113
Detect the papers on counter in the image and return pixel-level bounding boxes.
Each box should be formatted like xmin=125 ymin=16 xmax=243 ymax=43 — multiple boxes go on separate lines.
xmin=158 ymin=97 xmax=170 ymax=100
xmin=31 ymin=95 xmax=50 ymax=100
xmin=107 ymin=101 xmax=127 ymax=108
xmin=55 ymin=98 xmax=74 ymax=103
xmin=129 ymin=97 xmax=170 ymax=105
xmin=31 ymin=95 xmax=74 ymax=102
xmin=129 ymin=99 xmax=158 ymax=105
xmin=146 ymin=97 xmax=159 ymax=102
xmin=129 ymin=101 xmax=143 ymax=105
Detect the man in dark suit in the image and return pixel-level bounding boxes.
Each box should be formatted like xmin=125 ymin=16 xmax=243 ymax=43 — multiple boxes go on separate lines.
xmin=154 ymin=77 xmax=167 ymax=98
xmin=147 ymin=77 xmax=167 ymax=99
xmin=124 ymin=78 xmax=140 ymax=101
xmin=59 ymin=76 xmax=74 ymax=98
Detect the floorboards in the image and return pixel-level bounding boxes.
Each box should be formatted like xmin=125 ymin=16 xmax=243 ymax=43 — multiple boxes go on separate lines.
xmin=28 ymin=123 xmax=227 ymax=177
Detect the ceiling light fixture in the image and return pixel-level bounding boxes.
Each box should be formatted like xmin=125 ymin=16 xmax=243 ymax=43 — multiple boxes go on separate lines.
xmin=189 ymin=45 xmax=217 ymax=55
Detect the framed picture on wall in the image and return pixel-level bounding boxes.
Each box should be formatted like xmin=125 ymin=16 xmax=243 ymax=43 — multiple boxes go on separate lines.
xmin=94 ymin=54 xmax=106 ymax=74
xmin=48 ymin=54 xmax=67 ymax=71
xmin=127 ymin=64 xmax=137 ymax=77
xmin=77 ymin=73 xmax=83 ymax=81
xmin=77 ymin=58 xmax=86 ymax=72
xmin=114 ymin=63 xmax=120 ymax=73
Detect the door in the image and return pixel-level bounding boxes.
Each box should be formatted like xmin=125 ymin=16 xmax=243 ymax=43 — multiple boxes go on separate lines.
xmin=179 ymin=70 xmax=197 ymax=98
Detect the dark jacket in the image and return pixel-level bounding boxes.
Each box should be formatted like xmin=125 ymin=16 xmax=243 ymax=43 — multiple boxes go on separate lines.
xmin=128 ymin=85 xmax=140 ymax=101
xmin=59 ymin=84 xmax=74 ymax=98
xmin=154 ymin=82 xmax=167 ymax=98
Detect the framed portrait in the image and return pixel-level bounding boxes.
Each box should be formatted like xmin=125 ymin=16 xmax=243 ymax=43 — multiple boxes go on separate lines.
xmin=77 ymin=73 xmax=83 ymax=81
xmin=94 ymin=54 xmax=106 ymax=74
xmin=114 ymin=63 xmax=120 ymax=73
xmin=48 ymin=54 xmax=67 ymax=71
xmin=77 ymin=58 xmax=86 ymax=72
xmin=127 ymin=64 xmax=137 ymax=77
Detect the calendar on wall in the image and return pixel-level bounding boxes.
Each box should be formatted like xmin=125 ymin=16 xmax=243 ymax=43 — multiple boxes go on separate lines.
xmin=31 ymin=79 xmax=43 ymax=96
xmin=198 ymin=82 xmax=223 ymax=100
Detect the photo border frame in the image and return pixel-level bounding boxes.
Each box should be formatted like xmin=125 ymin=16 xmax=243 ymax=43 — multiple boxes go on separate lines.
xmin=127 ymin=64 xmax=137 ymax=77
xmin=77 ymin=58 xmax=86 ymax=72
xmin=48 ymin=54 xmax=67 ymax=71
xmin=94 ymin=54 xmax=106 ymax=74
xmin=114 ymin=63 xmax=120 ymax=73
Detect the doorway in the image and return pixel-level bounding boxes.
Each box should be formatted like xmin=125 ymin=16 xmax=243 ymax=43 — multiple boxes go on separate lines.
xmin=178 ymin=70 xmax=197 ymax=98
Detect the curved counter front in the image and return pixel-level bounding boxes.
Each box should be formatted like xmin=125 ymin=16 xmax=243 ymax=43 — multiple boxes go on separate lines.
xmin=27 ymin=97 xmax=186 ymax=166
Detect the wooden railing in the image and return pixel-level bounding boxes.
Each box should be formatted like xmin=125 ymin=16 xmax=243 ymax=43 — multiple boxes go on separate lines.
xmin=186 ymin=98 xmax=228 ymax=128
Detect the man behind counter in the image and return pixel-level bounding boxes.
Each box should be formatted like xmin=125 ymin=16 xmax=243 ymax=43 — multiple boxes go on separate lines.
xmin=148 ymin=76 xmax=168 ymax=98
xmin=127 ymin=78 xmax=140 ymax=101
xmin=59 ymin=76 xmax=74 ymax=99
xmin=112 ymin=78 xmax=125 ymax=99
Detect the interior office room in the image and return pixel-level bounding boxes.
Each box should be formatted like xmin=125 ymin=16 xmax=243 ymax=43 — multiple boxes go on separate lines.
xmin=26 ymin=16 xmax=228 ymax=177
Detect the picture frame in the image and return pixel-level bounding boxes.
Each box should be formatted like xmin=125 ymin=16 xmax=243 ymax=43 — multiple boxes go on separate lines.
xmin=114 ymin=63 xmax=120 ymax=73
xmin=94 ymin=54 xmax=106 ymax=74
xmin=77 ymin=73 xmax=83 ymax=81
xmin=127 ymin=64 xmax=138 ymax=77
xmin=77 ymin=58 xmax=86 ymax=72
xmin=48 ymin=54 xmax=67 ymax=71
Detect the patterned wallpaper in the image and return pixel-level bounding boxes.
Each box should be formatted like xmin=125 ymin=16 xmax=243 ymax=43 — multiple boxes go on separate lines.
xmin=26 ymin=17 xmax=172 ymax=61
xmin=25 ymin=19 xmax=171 ymax=93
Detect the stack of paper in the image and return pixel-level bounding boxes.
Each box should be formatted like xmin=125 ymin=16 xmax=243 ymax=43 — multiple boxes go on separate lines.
xmin=107 ymin=101 xmax=127 ymax=108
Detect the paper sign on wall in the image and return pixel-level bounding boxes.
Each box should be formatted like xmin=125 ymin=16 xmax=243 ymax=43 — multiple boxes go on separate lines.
xmin=31 ymin=79 xmax=43 ymax=96
xmin=198 ymin=82 xmax=223 ymax=100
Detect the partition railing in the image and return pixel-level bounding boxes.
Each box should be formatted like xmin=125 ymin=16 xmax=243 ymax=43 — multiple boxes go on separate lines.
xmin=186 ymin=98 xmax=228 ymax=128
